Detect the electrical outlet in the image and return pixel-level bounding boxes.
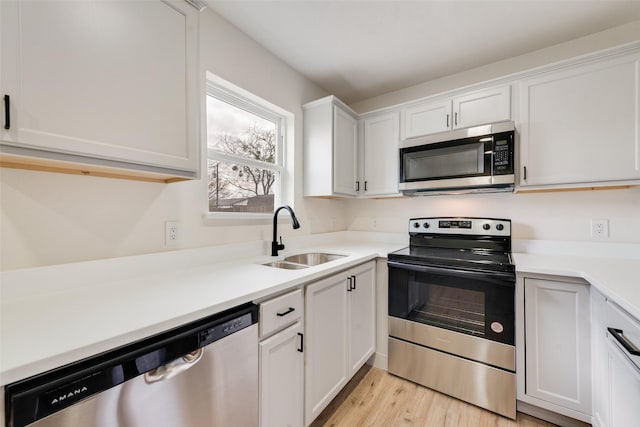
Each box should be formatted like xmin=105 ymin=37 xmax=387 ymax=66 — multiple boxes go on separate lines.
xmin=590 ymin=219 xmax=609 ymax=239
xmin=165 ymin=221 xmax=179 ymax=245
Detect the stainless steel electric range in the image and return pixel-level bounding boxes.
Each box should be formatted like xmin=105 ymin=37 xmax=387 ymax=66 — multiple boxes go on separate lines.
xmin=387 ymin=217 xmax=516 ymax=419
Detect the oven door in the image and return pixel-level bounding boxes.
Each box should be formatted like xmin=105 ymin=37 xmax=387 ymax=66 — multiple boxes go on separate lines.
xmin=388 ymin=261 xmax=514 ymax=345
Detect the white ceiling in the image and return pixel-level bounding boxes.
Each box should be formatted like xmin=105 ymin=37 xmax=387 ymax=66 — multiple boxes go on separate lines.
xmin=206 ymin=1 xmax=640 ymax=104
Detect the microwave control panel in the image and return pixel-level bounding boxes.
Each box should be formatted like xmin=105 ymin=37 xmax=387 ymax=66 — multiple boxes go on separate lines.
xmin=492 ymin=133 xmax=514 ymax=175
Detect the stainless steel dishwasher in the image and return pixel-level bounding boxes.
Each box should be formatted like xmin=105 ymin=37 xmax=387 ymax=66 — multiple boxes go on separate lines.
xmin=5 ymin=303 xmax=259 ymax=427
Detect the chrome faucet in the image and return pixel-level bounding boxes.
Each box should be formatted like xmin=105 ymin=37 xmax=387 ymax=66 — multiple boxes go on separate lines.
xmin=272 ymin=205 xmax=300 ymax=256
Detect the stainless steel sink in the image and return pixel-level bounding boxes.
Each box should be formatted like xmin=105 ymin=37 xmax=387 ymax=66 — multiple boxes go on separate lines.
xmin=284 ymin=252 xmax=346 ymax=266
xmin=262 ymin=261 xmax=309 ymax=270
xmin=262 ymin=252 xmax=346 ymax=269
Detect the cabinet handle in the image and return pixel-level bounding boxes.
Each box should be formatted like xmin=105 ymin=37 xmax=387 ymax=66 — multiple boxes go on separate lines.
xmin=364 ymin=181 xmax=368 ymax=191
xmin=347 ymin=276 xmax=353 ymax=291
xmin=351 ymin=275 xmax=357 ymax=290
xmin=523 ymin=166 xmax=527 ymax=181
xmin=356 ymin=181 xmax=360 ymax=191
xmin=446 ymin=114 xmax=449 ymax=128
xmin=297 ymin=332 xmax=304 ymax=352
xmin=276 ymin=307 xmax=295 ymax=317
xmin=3 ymin=95 xmax=9 ymax=130
xmin=454 ymin=112 xmax=458 ymax=126
xmin=608 ymin=328 xmax=640 ymax=356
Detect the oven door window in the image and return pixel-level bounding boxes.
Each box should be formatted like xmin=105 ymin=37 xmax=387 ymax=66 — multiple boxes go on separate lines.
xmin=388 ymin=263 xmax=514 ymax=345
xmin=401 ymin=140 xmax=488 ymax=181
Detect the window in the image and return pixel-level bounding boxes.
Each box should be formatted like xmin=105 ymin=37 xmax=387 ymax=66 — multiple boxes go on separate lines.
xmin=205 ymin=79 xmax=285 ymax=215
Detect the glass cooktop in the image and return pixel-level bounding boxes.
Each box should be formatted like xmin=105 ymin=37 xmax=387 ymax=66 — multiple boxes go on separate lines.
xmin=388 ymin=246 xmax=515 ymax=274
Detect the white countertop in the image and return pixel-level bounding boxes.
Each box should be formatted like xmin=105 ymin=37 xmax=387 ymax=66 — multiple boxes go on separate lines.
xmin=514 ymin=252 xmax=640 ymax=320
xmin=0 ymin=232 xmax=406 ymax=386
xmin=2 ymin=232 xmax=639 ymax=387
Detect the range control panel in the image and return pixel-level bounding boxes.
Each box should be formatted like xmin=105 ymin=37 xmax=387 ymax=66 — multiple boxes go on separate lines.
xmin=409 ymin=217 xmax=511 ymax=237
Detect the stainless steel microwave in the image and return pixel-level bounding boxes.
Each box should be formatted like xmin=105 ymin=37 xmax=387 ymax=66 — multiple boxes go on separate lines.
xmin=399 ymin=121 xmax=515 ymax=195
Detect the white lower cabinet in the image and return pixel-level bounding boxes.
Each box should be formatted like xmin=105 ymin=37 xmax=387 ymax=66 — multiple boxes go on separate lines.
xmin=304 ymin=261 xmax=376 ymax=426
xmin=259 ymin=289 xmax=304 ymax=427
xmin=591 ymin=289 xmax=640 ymax=427
xmin=259 ymin=322 xmax=304 ymax=427
xmin=517 ymin=275 xmax=592 ymax=423
xmin=605 ymin=337 xmax=640 ymax=427
xmin=347 ymin=262 xmax=376 ymax=377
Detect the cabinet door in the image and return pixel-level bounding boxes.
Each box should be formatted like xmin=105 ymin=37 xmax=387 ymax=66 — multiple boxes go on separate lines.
xmin=591 ymin=290 xmax=609 ymax=427
xmin=606 ymin=336 xmax=640 ymax=427
xmin=363 ymin=112 xmax=399 ymax=196
xmin=452 ymin=85 xmax=510 ymax=129
xmin=260 ymin=322 xmax=304 ymax=427
xmin=305 ymin=273 xmax=349 ymax=425
xmin=348 ymin=261 xmax=376 ymax=377
xmin=333 ymin=106 xmax=358 ymax=196
xmin=403 ymin=99 xmax=452 ymax=139
xmin=524 ymin=278 xmax=591 ymax=415
xmin=0 ymin=0 xmax=198 ymax=173
xmin=519 ymin=54 xmax=640 ymax=187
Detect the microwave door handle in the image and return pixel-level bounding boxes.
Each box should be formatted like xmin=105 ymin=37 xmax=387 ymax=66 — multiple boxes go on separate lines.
xmin=387 ymin=261 xmax=515 ymax=284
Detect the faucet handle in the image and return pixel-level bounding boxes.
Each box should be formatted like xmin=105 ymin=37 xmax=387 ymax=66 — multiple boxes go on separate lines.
xmin=278 ymin=236 xmax=285 ymax=250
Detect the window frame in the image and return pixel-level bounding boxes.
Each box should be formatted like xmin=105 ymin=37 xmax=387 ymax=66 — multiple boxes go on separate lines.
xmin=204 ymin=75 xmax=287 ymax=220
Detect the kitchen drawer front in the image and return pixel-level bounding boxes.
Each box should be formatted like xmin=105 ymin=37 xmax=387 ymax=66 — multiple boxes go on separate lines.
xmin=605 ymin=299 xmax=640 ymax=371
xmin=260 ymin=289 xmax=303 ymax=339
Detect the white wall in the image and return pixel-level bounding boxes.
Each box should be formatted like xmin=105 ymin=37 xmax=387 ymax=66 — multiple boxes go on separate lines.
xmin=0 ymin=8 xmax=344 ymax=271
xmin=346 ymin=20 xmax=640 ymax=244
xmin=345 ymin=188 xmax=640 ymax=243
xmin=350 ymin=20 xmax=640 ymax=113
xmin=3 ymin=15 xmax=639 ymax=271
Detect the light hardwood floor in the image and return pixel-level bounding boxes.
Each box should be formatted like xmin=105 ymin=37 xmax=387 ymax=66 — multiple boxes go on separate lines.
xmin=310 ymin=365 xmax=559 ymax=427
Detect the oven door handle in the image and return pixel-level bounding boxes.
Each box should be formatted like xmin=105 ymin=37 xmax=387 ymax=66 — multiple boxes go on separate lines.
xmin=387 ymin=261 xmax=515 ymax=284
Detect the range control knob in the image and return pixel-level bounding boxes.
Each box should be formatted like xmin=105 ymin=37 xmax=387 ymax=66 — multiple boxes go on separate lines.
xmin=413 ymin=222 xmax=420 ymax=228
xmin=423 ymin=223 xmax=430 ymax=229
xmin=496 ymin=223 xmax=504 ymax=231
xmin=483 ymin=223 xmax=491 ymax=231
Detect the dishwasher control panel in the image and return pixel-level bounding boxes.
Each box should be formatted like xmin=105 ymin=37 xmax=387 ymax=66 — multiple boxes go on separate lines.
xmin=199 ymin=311 xmax=254 ymax=346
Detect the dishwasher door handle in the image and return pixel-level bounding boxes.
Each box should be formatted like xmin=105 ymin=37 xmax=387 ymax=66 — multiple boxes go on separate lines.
xmin=144 ymin=348 xmax=204 ymax=384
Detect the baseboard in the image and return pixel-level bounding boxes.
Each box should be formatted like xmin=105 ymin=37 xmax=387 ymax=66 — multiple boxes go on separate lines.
xmin=368 ymin=351 xmax=388 ymax=371
xmin=517 ymin=401 xmax=591 ymax=427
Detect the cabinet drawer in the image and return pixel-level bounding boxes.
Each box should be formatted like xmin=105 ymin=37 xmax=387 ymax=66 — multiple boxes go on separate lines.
xmin=605 ymin=299 xmax=640 ymax=371
xmin=260 ymin=289 xmax=303 ymax=338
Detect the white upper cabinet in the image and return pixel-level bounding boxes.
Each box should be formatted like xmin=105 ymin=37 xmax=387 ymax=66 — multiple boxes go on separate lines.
xmin=303 ymin=96 xmax=358 ymax=197
xmin=453 ymin=85 xmax=511 ymax=130
xmin=402 ymin=85 xmax=511 ymax=139
xmin=0 ymin=0 xmax=200 ymax=181
xmin=333 ymin=106 xmax=359 ymax=195
xmin=403 ymin=99 xmax=452 ymax=138
xmin=361 ymin=112 xmax=400 ymax=197
xmin=518 ymin=52 xmax=640 ymax=189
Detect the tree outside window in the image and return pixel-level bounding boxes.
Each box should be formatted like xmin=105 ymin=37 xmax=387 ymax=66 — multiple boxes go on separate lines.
xmin=206 ymin=89 xmax=284 ymax=214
